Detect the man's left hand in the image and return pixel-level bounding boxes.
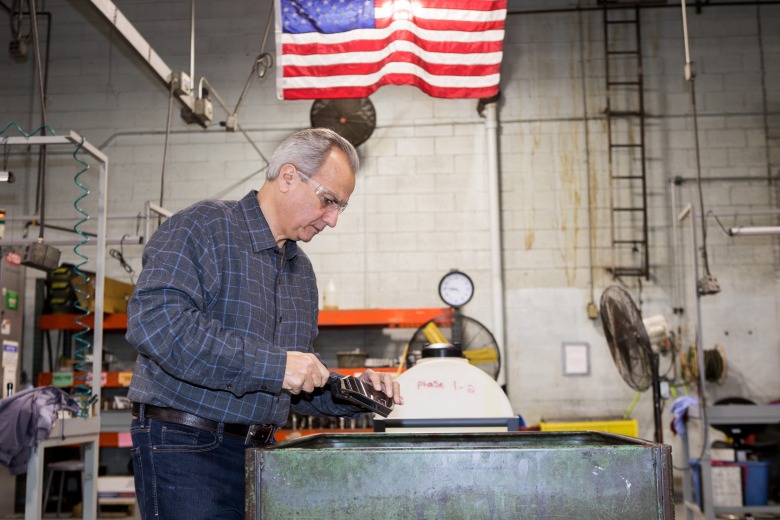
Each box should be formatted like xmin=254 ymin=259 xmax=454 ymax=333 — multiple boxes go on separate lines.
xmin=358 ymin=369 xmax=404 ymax=405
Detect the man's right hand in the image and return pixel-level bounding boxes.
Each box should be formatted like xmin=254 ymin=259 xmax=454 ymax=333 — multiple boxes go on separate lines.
xmin=283 ymin=352 xmax=331 ymax=394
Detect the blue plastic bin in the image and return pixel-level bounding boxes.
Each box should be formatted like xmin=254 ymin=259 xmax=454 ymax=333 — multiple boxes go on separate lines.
xmin=743 ymin=460 xmax=770 ymax=506
xmin=689 ymin=459 xmax=702 ymax=508
xmin=690 ymin=458 xmax=771 ymax=507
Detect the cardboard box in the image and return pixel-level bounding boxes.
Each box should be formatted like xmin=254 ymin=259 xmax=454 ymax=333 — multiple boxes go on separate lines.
xmin=71 ymin=274 xmax=134 ymax=314
xmin=46 ymin=264 xmax=134 ymax=314
xmin=711 ymin=447 xmax=735 ymax=461
xmin=97 ymin=476 xmax=136 ymax=505
xmin=711 ymin=465 xmax=743 ymax=507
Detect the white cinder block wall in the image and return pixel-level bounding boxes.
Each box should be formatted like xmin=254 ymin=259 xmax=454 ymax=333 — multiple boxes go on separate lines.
xmin=1 ymin=0 xmax=778 ymax=467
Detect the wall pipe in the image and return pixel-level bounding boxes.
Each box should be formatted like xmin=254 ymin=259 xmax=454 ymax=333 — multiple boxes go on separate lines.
xmin=484 ymin=101 xmax=507 ymax=387
xmin=727 ymin=226 xmax=780 ymax=236
xmin=507 ymin=1 xmax=780 ymax=17
xmin=88 ymin=108 xmax=780 ymax=151
xmin=189 ymin=0 xmax=195 ymax=87
xmin=674 ymin=175 xmax=779 ymax=184
xmin=0 ymin=236 xmax=142 ymax=247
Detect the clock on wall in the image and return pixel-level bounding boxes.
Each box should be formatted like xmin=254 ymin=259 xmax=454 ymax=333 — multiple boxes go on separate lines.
xmin=438 ymin=270 xmax=474 ymax=308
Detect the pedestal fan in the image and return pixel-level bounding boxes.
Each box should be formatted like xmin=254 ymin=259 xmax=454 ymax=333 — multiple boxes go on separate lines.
xmin=600 ymin=286 xmax=664 ymax=443
xmin=407 ymin=312 xmax=501 ymax=381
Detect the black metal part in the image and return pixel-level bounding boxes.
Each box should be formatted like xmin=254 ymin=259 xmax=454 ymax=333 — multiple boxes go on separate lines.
xmin=21 ymin=241 xmax=61 ymax=272
xmin=421 ymin=342 xmax=463 ymax=358
xmin=373 ymin=417 xmax=520 ymax=432
xmin=650 ymin=350 xmax=663 ymax=443
xmin=330 ymin=375 xmax=393 ymax=417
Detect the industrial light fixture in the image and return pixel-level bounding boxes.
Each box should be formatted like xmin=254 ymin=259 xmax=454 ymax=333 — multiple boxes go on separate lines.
xmin=728 ymin=226 xmax=780 ymax=237
xmin=0 ymin=171 xmax=15 ymax=183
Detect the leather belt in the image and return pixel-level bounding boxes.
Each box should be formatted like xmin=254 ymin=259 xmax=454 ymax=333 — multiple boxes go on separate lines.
xmin=131 ymin=403 xmax=276 ymax=445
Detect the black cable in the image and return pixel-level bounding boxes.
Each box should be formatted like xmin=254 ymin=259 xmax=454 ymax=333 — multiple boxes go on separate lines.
xmin=685 ymin=345 xmax=726 ymax=383
xmin=660 ymin=347 xmax=677 ymax=379
xmin=689 ymin=76 xmax=712 ymax=276
xmin=9 ymin=0 xmax=29 ymax=40
xmin=159 ymin=80 xmax=175 ymax=211
xmin=44 ymin=329 xmax=52 ymax=372
xmin=710 ymin=211 xmax=732 ymax=236
xmin=109 ymin=235 xmax=135 ymax=285
xmin=232 ymin=2 xmax=274 ymax=116
xmin=28 ymin=0 xmax=48 ymax=239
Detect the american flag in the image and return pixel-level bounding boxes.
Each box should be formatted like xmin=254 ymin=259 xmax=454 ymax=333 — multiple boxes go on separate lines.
xmin=274 ymin=0 xmax=507 ymax=100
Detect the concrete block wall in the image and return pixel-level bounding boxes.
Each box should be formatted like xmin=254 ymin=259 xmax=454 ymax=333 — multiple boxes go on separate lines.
xmin=1 ymin=1 xmax=778 ymax=450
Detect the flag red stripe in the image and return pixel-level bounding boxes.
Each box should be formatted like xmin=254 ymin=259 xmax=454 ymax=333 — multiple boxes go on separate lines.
xmin=374 ymin=17 xmax=504 ymax=32
xmin=284 ymin=54 xmax=501 ymax=78
xmin=376 ymin=0 xmax=507 ymax=11
xmin=283 ymin=32 xmax=504 ymax=57
xmin=283 ymin=75 xmax=500 ymax=100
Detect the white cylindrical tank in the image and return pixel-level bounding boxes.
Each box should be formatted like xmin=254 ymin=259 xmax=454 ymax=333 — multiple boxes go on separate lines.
xmin=383 ymin=344 xmax=515 ymax=433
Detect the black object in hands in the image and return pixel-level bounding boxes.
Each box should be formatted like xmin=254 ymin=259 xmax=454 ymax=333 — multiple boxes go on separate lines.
xmin=330 ymin=375 xmax=394 ymax=417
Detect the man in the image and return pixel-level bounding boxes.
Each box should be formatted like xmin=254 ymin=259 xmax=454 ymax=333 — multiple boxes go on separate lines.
xmin=126 ymin=128 xmax=402 ymax=519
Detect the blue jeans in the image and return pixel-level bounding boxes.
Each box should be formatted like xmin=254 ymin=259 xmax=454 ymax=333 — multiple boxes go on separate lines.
xmin=130 ymin=407 xmax=250 ymax=519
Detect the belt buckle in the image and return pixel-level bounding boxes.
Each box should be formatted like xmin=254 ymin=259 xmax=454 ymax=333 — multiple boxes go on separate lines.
xmin=245 ymin=424 xmax=274 ymax=445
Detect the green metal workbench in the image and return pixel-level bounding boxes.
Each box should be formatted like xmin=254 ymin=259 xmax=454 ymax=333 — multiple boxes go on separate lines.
xmin=246 ymin=431 xmax=674 ymax=519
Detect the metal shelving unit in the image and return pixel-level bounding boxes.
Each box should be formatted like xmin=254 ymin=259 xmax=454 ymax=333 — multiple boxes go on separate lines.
xmin=678 ymin=204 xmax=780 ymax=519
xmin=35 ymin=309 xmax=448 ymax=448
xmin=2 ymin=132 xmax=108 ymax=520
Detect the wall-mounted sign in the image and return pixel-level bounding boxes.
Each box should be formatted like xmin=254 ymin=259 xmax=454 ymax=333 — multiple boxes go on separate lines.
xmin=52 ymin=372 xmax=74 ymax=387
xmin=2 ymin=341 xmax=18 ymax=366
xmin=5 ymin=290 xmax=18 ymax=311
xmin=562 ymin=342 xmax=590 ymax=376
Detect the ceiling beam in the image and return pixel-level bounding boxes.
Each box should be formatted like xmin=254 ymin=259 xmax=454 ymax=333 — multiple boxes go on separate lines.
xmin=87 ymin=0 xmax=195 ymax=113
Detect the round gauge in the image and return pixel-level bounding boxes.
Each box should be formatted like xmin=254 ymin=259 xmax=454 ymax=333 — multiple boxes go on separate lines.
xmin=438 ymin=270 xmax=474 ymax=308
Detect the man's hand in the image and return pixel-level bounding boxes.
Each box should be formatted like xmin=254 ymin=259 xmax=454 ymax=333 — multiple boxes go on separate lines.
xmin=283 ymin=352 xmax=331 ymax=394
xmin=358 ymin=369 xmax=404 ymax=405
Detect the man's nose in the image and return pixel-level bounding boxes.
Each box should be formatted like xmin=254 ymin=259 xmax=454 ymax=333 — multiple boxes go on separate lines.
xmin=322 ymin=209 xmax=339 ymax=228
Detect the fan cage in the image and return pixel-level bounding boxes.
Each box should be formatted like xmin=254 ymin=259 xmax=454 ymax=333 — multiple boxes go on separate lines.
xmin=407 ymin=313 xmax=501 ymax=380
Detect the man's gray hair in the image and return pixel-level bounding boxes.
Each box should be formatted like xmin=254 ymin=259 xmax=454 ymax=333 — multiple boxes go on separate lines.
xmin=267 ymin=128 xmax=359 ymax=181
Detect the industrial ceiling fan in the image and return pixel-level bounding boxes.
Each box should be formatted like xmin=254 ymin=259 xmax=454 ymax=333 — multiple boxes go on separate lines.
xmin=600 ymin=286 xmax=663 ymax=443
xmin=310 ymin=98 xmax=376 ymax=147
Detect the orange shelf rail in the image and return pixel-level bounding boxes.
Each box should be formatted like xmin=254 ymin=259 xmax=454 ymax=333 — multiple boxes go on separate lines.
xmin=38 ymin=308 xmax=452 ymax=331
xmin=318 ymin=307 xmax=450 ymax=329
xmin=38 ymin=312 xmax=128 ymax=330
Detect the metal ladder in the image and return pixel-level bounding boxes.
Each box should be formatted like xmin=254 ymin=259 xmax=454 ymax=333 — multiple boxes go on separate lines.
xmin=603 ymin=5 xmax=649 ymax=279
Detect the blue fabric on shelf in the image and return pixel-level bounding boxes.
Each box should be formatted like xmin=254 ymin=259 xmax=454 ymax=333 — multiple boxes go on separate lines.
xmin=670 ymin=395 xmax=699 ymax=437
xmin=0 ymin=386 xmax=79 ymax=475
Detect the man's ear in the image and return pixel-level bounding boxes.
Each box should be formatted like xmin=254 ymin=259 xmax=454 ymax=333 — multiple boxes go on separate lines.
xmin=278 ymin=164 xmax=295 ymax=193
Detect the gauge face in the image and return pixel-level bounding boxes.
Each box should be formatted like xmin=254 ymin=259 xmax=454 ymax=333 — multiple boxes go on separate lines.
xmin=438 ymin=271 xmax=474 ymax=308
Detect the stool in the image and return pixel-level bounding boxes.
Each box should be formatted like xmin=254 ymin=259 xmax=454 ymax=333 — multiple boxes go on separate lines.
xmin=43 ymin=459 xmax=84 ymax=517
